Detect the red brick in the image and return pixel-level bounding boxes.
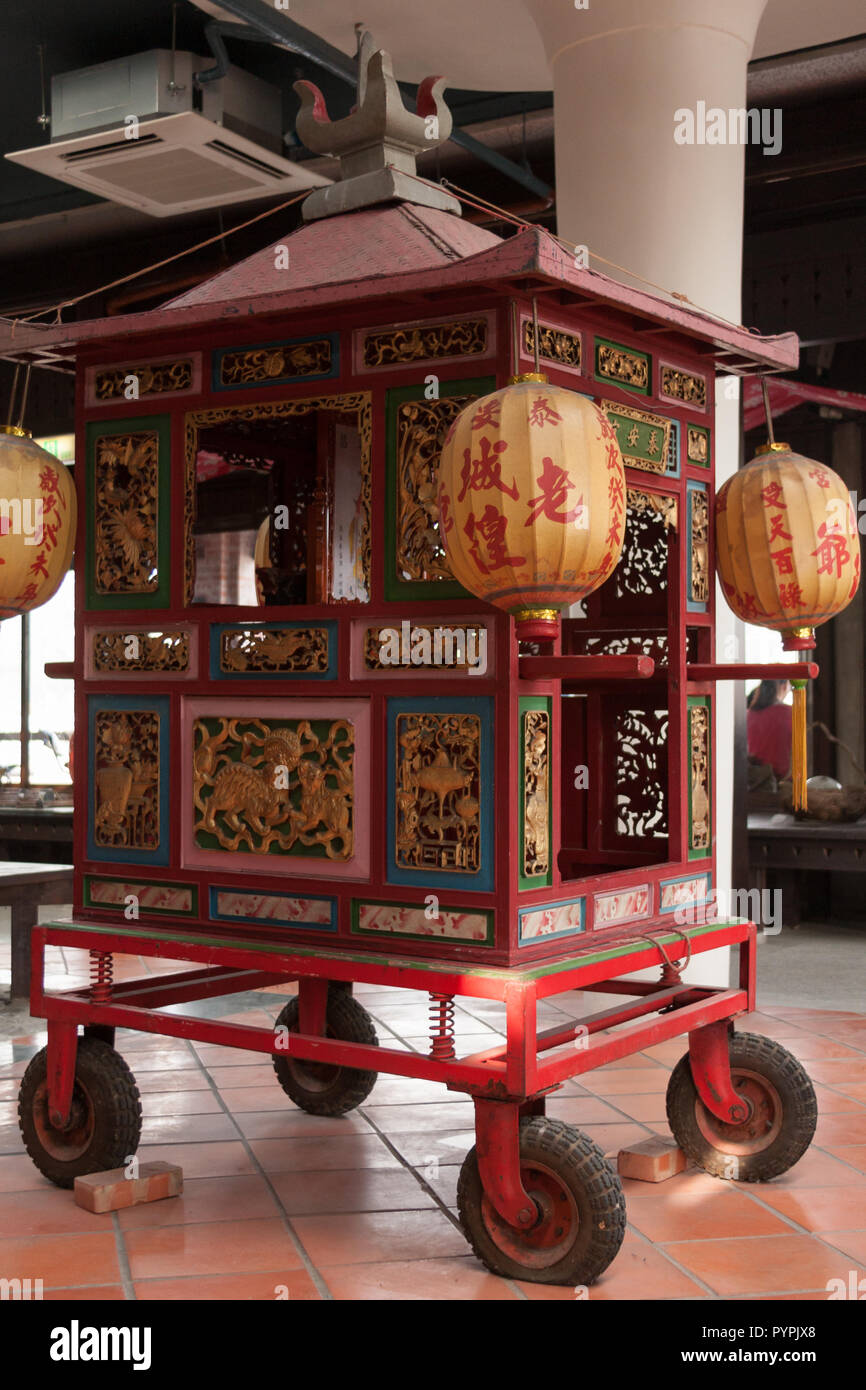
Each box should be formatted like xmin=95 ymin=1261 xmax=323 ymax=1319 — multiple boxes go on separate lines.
xmin=74 ymin=1163 xmax=183 ymax=1214
xmin=617 ymin=1137 xmax=686 ymax=1183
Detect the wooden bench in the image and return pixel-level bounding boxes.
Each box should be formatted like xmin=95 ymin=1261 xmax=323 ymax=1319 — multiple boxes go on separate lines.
xmin=0 ymin=863 xmax=74 ymax=1000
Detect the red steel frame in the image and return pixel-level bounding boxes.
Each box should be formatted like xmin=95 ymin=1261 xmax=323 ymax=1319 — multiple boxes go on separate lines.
xmin=33 ymin=914 xmax=756 ymax=1229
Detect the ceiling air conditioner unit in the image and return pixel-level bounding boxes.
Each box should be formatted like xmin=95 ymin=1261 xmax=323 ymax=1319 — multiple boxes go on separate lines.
xmin=6 ymin=49 xmax=329 ymax=217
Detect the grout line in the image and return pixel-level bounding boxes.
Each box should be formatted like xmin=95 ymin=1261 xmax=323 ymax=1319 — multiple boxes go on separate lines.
xmin=111 ymin=1209 xmax=137 ymax=1301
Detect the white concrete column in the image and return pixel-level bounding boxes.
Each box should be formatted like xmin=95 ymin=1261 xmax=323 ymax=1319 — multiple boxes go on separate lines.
xmin=523 ymin=0 xmax=769 ymax=984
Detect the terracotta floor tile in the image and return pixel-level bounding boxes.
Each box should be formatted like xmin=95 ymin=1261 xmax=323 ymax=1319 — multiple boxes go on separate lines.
xmin=249 ymin=1134 xmax=401 ymax=1174
xmin=141 ymin=1091 xmax=222 ymax=1117
xmin=233 ymin=1110 xmax=373 ymax=1140
xmin=0 ymin=1155 xmax=53 ymax=1192
xmin=545 ymin=1095 xmax=628 ymax=1125
xmin=0 ymin=1100 xmax=17 ymax=1125
xmin=0 ymin=1188 xmax=115 ymax=1237
xmin=812 ymin=1082 xmax=866 ymax=1115
xmin=814 ymin=1112 xmax=866 ymax=1146
xmin=361 ymin=1076 xmax=472 ymax=1106
xmin=387 ymin=1131 xmax=473 ymax=1167
xmin=761 ymin=1146 xmax=866 ymax=1188
xmin=737 ymin=1012 xmax=809 ymax=1038
xmin=662 ymin=1233 xmax=854 ymax=1296
xmin=134 ymin=1269 xmax=321 ymax=1300
xmin=831 ymin=1081 xmax=866 ymax=1102
xmin=622 ymin=1180 xmax=791 ymax=1243
xmin=0 ymin=1232 xmax=120 ymax=1289
xmin=137 ymin=1141 xmax=255 ymax=1179
xmin=578 ymin=1122 xmax=651 ymax=1156
xmin=753 ymin=1184 xmax=866 ymax=1233
xmin=139 ymin=1114 xmax=238 ymax=1144
xmin=518 ymin=1231 xmax=708 ymax=1300
xmin=0 ymin=1080 xmax=20 ymax=1101
xmin=292 ymin=1208 xmax=468 ymax=1266
xmin=594 ymin=1092 xmax=669 ymax=1123
xmin=580 ymin=1067 xmax=670 ymax=1095
xmin=821 ymin=1228 xmax=866 ymax=1265
xmin=136 ymin=1069 xmax=211 ymax=1094
xmin=124 ymin=1217 xmax=303 ymax=1280
xmin=43 ymin=1285 xmax=127 ymax=1300
xmin=823 ymin=1145 xmax=866 ymax=1173
xmin=215 ymin=1084 xmax=292 ymax=1113
xmin=121 ymin=1050 xmax=199 ymax=1073
xmin=322 ymin=1255 xmax=518 ymax=1300
xmin=271 ymin=1167 xmax=436 ymax=1216
xmin=781 ymin=1036 xmax=865 ymax=1061
xmin=807 ymin=1059 xmax=866 ymax=1086
xmin=205 ymin=1064 xmax=276 ymax=1090
xmin=361 ymin=1102 xmax=477 ymax=1136
xmin=117 ymin=1175 xmax=279 ymax=1229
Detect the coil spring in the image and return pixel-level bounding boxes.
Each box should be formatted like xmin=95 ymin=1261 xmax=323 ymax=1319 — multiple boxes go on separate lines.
xmin=428 ymin=992 xmax=456 ymax=1061
xmin=90 ymin=951 xmax=113 ymax=1004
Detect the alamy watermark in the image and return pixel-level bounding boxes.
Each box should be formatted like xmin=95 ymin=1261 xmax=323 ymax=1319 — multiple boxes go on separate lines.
xmin=675 ymin=887 xmax=782 ymax=935
xmin=378 ymin=620 xmax=487 ymax=674
xmin=674 ymin=102 xmax=782 ymax=157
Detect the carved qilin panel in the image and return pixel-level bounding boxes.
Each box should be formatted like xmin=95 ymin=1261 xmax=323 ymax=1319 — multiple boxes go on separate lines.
xmin=395 ymin=712 xmax=481 ymax=873
xmin=396 ymin=395 xmax=474 ymax=583
xmin=94 ymin=710 xmax=160 ymax=850
xmin=523 ymin=709 xmax=550 ymax=878
xmin=94 ymin=432 xmax=159 ymax=594
xmin=220 ymin=628 xmax=329 ymax=675
xmin=193 ymin=717 xmax=354 ymax=861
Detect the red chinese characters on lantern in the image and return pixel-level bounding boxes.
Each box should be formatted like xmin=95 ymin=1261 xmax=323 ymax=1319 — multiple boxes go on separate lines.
xmin=526 ymin=457 xmax=584 ymax=526
xmin=527 ymin=396 xmax=563 ymax=428
xmin=778 ymin=582 xmax=805 ymax=608
xmin=809 ymin=468 xmax=831 ymax=489
xmin=458 ymin=436 xmax=518 ymax=503
xmin=761 ymin=481 xmax=786 ymax=509
xmin=770 ymin=548 xmax=795 ymax=576
xmin=438 ymin=488 xmax=454 ymax=536
xmin=471 ymin=400 xmax=501 ymax=432
xmin=768 ymin=514 xmax=792 ymax=543
xmin=464 ymin=505 xmax=525 ymax=574
xmin=850 ymin=551 xmax=861 ymax=600
xmin=739 ymin=591 xmax=762 ymax=619
xmin=811 ymin=521 xmax=850 ymax=580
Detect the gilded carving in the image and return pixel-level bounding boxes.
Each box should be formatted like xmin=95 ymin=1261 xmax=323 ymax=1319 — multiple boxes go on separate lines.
xmin=602 ymin=402 xmax=671 ymax=475
xmin=690 ymin=704 xmax=711 ymax=851
xmin=184 ymin=394 xmax=372 ymax=606
xmin=523 ymin=709 xmax=549 ymax=877
xmin=94 ymin=360 xmax=193 ymax=401
xmin=396 ymin=395 xmax=474 ymax=583
xmin=660 ymin=365 xmax=707 ymax=409
xmin=597 ymin=343 xmax=649 ymax=390
xmin=615 ymin=707 xmax=668 ymax=839
xmin=687 ymin=426 xmax=709 ymax=464
xmin=522 ymin=321 xmax=581 ymax=370
xmin=93 ymin=630 xmax=189 ymax=673
xmin=690 ymin=489 xmax=710 ymax=603
xmin=626 ymin=487 xmax=678 ymax=530
xmin=93 ymin=710 xmax=160 ymax=850
xmin=395 ymin=712 xmax=481 ymax=873
xmin=193 ymin=717 xmax=353 ymax=860
xmin=220 ymin=627 xmax=329 ymax=674
xmin=94 ymin=432 xmax=159 ymax=594
xmin=363 ymin=623 xmax=484 ymax=671
xmin=363 ymin=319 xmax=487 ymax=367
xmin=218 ymin=340 xmax=332 ymax=386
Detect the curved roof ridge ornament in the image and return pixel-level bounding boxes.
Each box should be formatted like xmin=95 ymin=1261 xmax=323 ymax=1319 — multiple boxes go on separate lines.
xmin=293 ymin=33 xmax=460 ymax=222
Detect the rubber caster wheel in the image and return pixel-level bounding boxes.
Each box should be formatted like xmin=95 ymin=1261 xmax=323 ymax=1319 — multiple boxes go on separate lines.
xmin=666 ymin=1031 xmax=817 ymax=1181
xmin=457 ymin=1117 xmax=626 ymax=1286
xmin=272 ymin=989 xmax=379 ymax=1116
xmin=18 ymin=1037 xmax=142 ymax=1189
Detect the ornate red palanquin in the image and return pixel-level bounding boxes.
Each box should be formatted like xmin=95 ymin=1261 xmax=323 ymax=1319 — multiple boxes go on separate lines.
xmin=19 ymin=199 xmax=797 ymax=968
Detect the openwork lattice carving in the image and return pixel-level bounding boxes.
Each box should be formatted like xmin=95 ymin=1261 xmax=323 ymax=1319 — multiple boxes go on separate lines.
xmin=93 ymin=710 xmax=160 ymax=850
xmin=523 ymin=709 xmax=550 ymax=877
xmin=660 ymin=366 xmax=707 ymax=409
xmin=220 ymin=627 xmax=329 ymax=674
xmin=94 ymin=432 xmax=159 ymax=594
xmin=94 ymin=360 xmax=193 ymax=401
xmin=615 ymin=497 xmax=670 ymax=598
xmin=396 ymin=394 xmax=475 ymax=583
xmin=93 ymin=630 xmax=189 ymax=673
xmin=523 ymin=321 xmax=581 ymax=370
xmin=626 ymin=487 xmax=678 ymax=529
xmin=193 ymin=717 xmax=354 ymax=860
xmin=597 ymin=343 xmax=649 ymax=390
xmin=184 ymin=394 xmax=372 ymax=605
xmin=571 ymin=632 xmax=669 ymax=662
xmin=395 ymin=712 xmax=481 ymax=873
xmin=363 ymin=319 xmax=487 ymax=367
xmin=690 ymin=704 xmax=711 ymax=852
xmin=218 ymin=340 xmax=332 ymax=386
xmin=690 ymin=489 xmax=710 ymax=603
xmin=614 ymin=706 xmax=668 ymax=839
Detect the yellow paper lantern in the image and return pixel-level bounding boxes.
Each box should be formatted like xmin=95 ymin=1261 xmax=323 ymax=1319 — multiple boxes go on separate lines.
xmin=436 ymin=375 xmax=626 ymax=638
xmin=0 ymin=427 xmax=77 ymax=619
xmin=715 ymin=442 xmax=860 ymax=650
xmin=716 ymin=441 xmax=861 ymax=810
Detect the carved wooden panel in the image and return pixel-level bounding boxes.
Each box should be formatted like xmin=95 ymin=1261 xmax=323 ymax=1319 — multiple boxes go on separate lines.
xmin=659 ymin=365 xmax=707 ymax=410
xmin=522 ymin=320 xmax=581 ymax=371
xmin=93 ymin=431 xmax=159 ymax=595
xmin=93 ymin=630 xmax=189 ymax=673
xmin=361 ymin=317 xmax=488 ymax=368
xmin=690 ymin=487 xmax=710 ymax=605
xmin=595 ymin=338 xmax=650 ymax=393
xmin=92 ymin=359 xmax=194 ymax=403
xmin=193 ymin=716 xmax=354 ymax=861
xmin=689 ymin=701 xmax=711 ymax=854
xmin=522 ymin=707 xmax=550 ymax=880
xmin=615 ymin=497 xmax=670 ymax=599
xmin=614 ymin=706 xmax=669 ymax=839
xmin=394 ymin=394 xmax=475 ymax=584
xmin=93 ymin=709 xmax=160 ymax=851
xmin=219 ymin=626 xmax=330 ymax=675
xmin=215 ymin=338 xmax=335 ymax=388
xmin=601 ymin=402 xmax=671 ymax=474
xmin=394 ymin=711 xmax=481 ymax=874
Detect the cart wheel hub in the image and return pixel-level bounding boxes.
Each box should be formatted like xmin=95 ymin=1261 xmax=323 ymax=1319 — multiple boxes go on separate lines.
xmin=481 ymin=1161 xmax=579 ymax=1270
xmin=32 ymin=1079 xmax=95 ymax=1161
xmin=695 ymin=1067 xmax=782 ymax=1157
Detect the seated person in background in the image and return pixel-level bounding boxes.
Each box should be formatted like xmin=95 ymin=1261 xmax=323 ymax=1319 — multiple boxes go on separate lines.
xmin=747 ymin=679 xmax=792 ymax=782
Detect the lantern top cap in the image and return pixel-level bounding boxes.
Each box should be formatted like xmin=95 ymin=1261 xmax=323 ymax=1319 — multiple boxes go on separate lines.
xmin=508 ymin=372 xmax=549 ymax=385
xmin=0 ymin=425 xmax=29 ymax=438
xmin=755 ymin=441 xmax=792 ymax=455
xmin=293 ymin=30 xmax=460 ymax=223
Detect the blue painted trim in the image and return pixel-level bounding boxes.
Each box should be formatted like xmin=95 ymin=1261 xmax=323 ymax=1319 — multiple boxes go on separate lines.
xmin=518 ymin=896 xmax=585 ymax=946
xmin=666 ymin=418 xmax=681 ymax=478
xmin=208 ymin=885 xmax=338 ymax=932
xmin=386 ymin=695 xmax=495 ymax=893
xmin=659 ymin=870 xmax=712 ymax=913
xmin=212 ymin=333 xmax=340 ymax=390
xmin=87 ymin=695 xmax=170 ymax=866
xmin=209 ymin=620 xmax=338 ymax=680
xmin=686 ymin=479 xmax=709 ymax=613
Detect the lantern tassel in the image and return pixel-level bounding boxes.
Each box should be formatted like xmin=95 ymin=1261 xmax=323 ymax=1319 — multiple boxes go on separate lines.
xmin=791 ymin=679 xmax=808 ymax=812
